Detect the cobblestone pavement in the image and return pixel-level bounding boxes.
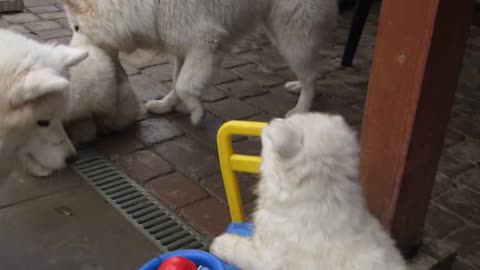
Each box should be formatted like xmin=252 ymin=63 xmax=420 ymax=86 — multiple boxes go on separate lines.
xmin=1 ymin=0 xmax=479 ymax=269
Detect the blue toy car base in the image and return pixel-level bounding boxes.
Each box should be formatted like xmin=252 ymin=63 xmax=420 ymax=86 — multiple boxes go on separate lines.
xmin=139 ymin=249 xmax=237 ymax=270
xmin=225 ymin=222 xmax=254 ymax=237
xmin=140 ymin=222 xmax=255 ymax=270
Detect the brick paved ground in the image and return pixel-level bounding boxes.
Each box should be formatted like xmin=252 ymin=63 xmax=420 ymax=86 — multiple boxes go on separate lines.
xmin=1 ymin=1 xmax=479 ymax=269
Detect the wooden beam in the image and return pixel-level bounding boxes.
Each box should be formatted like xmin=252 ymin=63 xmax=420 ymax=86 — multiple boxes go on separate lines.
xmin=359 ymin=0 xmax=475 ymax=255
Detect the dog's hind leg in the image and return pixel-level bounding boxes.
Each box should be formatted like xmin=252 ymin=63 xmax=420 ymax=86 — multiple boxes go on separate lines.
xmin=278 ymin=41 xmax=318 ymax=116
xmin=146 ymin=56 xmax=184 ymax=114
xmin=175 ymin=48 xmax=219 ymax=125
xmin=266 ymin=26 xmax=319 ymax=116
xmin=266 ymin=0 xmax=337 ymax=116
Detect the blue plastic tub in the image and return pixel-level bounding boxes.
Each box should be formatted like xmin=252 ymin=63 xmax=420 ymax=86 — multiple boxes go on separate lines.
xmin=139 ymin=222 xmax=254 ymax=270
xmin=139 ymin=250 xmax=236 ymax=270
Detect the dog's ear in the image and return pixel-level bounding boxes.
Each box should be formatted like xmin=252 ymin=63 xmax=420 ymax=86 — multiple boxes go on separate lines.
xmin=262 ymin=118 xmax=303 ymax=158
xmin=61 ymin=0 xmax=89 ymax=13
xmin=52 ymin=45 xmax=88 ymax=68
xmin=9 ymin=69 xmax=70 ymax=107
xmin=9 ymin=46 xmax=87 ymax=107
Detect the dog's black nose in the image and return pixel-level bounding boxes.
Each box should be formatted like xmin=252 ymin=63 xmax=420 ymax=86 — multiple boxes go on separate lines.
xmin=65 ymin=154 xmax=79 ymax=165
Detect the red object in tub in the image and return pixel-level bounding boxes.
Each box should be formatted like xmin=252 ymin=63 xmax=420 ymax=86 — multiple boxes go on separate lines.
xmin=157 ymin=256 xmax=197 ymax=270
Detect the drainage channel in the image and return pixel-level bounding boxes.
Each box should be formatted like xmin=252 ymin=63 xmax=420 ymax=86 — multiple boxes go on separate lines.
xmin=71 ymin=147 xmax=209 ymax=253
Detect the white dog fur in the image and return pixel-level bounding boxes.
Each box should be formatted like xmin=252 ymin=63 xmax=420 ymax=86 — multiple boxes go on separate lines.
xmin=60 ymin=0 xmax=338 ymax=125
xmin=0 ymin=29 xmax=87 ymax=179
xmin=210 ymin=113 xmax=407 ymax=270
xmin=19 ymin=31 xmax=139 ymax=177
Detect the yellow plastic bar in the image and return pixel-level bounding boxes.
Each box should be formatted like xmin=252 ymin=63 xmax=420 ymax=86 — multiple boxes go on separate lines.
xmin=217 ymin=121 xmax=267 ymax=222
xmin=230 ymin=154 xmax=262 ymax=174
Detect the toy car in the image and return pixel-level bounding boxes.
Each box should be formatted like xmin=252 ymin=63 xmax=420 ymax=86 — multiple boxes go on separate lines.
xmin=140 ymin=121 xmax=265 ymax=270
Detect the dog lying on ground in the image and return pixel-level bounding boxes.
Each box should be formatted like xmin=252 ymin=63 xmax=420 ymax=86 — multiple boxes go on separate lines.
xmin=62 ymin=31 xmax=139 ymax=146
xmin=0 ymin=29 xmax=87 ymax=180
xmin=210 ymin=113 xmax=407 ymax=269
xmin=60 ymin=0 xmax=338 ymax=125
xmin=19 ymin=31 xmax=139 ymax=177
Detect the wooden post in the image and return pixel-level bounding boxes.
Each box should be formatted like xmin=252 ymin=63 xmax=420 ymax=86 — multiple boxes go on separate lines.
xmin=360 ymin=0 xmax=475 ymax=255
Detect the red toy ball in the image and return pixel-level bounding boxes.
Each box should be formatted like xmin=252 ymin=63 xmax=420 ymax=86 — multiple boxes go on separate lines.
xmin=157 ymin=256 xmax=197 ymax=270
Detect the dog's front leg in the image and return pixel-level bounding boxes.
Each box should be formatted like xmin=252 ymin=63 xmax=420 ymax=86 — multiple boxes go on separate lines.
xmin=146 ymin=56 xmax=184 ymax=114
xmin=19 ymin=152 xmax=53 ymax=177
xmin=211 ymin=233 xmax=267 ymax=270
xmin=175 ymin=48 xmax=219 ymax=125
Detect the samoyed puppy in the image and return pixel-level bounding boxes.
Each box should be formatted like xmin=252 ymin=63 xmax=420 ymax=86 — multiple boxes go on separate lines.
xmin=60 ymin=0 xmax=338 ymax=125
xmin=19 ymin=31 xmax=139 ymax=177
xmin=0 ymin=29 xmax=87 ymax=179
xmin=210 ymin=113 xmax=408 ymax=270
xmin=63 ymin=31 xmax=139 ymax=145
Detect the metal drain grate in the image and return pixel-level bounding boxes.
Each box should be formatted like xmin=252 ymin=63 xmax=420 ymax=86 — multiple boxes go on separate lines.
xmin=71 ymin=147 xmax=209 ymax=252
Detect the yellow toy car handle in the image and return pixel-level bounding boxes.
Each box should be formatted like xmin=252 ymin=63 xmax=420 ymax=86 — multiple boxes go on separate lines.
xmin=216 ymin=121 xmax=267 ymax=222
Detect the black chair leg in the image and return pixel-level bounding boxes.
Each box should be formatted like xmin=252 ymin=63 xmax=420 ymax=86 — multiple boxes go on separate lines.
xmin=341 ymin=0 xmax=374 ymax=67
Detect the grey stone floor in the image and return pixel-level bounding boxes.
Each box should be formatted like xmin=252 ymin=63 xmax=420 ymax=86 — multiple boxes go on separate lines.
xmin=0 ymin=170 xmax=158 ymax=270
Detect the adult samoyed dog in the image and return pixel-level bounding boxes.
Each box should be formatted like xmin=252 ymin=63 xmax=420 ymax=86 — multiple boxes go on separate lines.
xmin=60 ymin=0 xmax=338 ymax=125
xmin=19 ymin=31 xmax=139 ymax=177
xmin=0 ymin=29 xmax=87 ymax=179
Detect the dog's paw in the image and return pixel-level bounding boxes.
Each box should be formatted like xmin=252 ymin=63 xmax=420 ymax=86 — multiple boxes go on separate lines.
xmin=25 ymin=161 xmax=53 ymax=178
xmin=146 ymin=99 xmax=174 ymax=114
xmin=190 ymin=106 xmax=205 ymax=126
xmin=210 ymin=233 xmax=238 ymax=260
xmin=285 ymin=81 xmax=301 ymax=94
xmin=32 ymin=168 xmax=54 ymax=178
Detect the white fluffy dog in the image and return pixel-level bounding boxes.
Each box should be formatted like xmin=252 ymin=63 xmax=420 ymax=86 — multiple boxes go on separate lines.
xmin=210 ymin=113 xmax=407 ymax=270
xmin=60 ymin=0 xmax=338 ymax=125
xmin=19 ymin=31 xmax=139 ymax=177
xmin=0 ymin=29 xmax=87 ymax=179
xmin=63 ymin=31 xmax=139 ymax=145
